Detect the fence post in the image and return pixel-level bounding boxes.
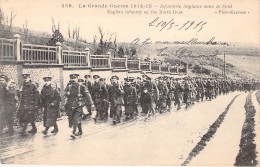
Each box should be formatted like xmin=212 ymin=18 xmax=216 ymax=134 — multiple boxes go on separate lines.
xmin=107 ymin=52 xmax=111 ymax=68
xmin=166 ymin=63 xmax=171 ymax=72
xmin=13 ymin=34 xmax=21 ymax=61
xmin=159 ymin=61 xmax=162 ymax=72
xmin=176 ymin=64 xmax=179 ymax=73
xmin=56 ymin=42 xmax=62 ymax=64
xmin=137 ymin=58 xmax=141 ymax=70
xmin=149 ymin=60 xmax=152 ymax=72
xmin=85 ymin=48 xmax=90 ymax=67
xmin=124 ymin=55 xmax=128 ymax=69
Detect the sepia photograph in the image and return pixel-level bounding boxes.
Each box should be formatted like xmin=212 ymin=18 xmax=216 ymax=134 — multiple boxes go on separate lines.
xmin=0 ymin=0 xmax=259 ymax=166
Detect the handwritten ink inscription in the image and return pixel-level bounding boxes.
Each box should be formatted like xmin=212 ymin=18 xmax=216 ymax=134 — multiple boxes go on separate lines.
xmin=149 ymin=17 xmax=207 ymax=33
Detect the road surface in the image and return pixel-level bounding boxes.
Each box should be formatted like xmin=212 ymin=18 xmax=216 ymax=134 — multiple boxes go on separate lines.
xmin=0 ymin=91 xmax=259 ymax=166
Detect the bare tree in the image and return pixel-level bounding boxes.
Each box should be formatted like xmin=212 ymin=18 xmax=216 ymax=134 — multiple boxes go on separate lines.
xmin=0 ymin=8 xmax=4 ymax=25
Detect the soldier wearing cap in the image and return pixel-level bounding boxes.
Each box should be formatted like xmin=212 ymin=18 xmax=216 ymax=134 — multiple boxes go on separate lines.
xmin=123 ymin=77 xmax=137 ymax=120
xmin=41 ymin=76 xmax=61 ymax=135
xmin=17 ymin=73 xmax=40 ymax=134
xmin=0 ymin=74 xmax=17 ymax=135
xmin=65 ymin=74 xmax=94 ymax=138
xmin=91 ymin=75 xmax=109 ymax=122
xmin=157 ymin=76 xmax=169 ymax=113
xmin=108 ymin=75 xmax=124 ymax=124
xmin=142 ymin=74 xmax=159 ymax=114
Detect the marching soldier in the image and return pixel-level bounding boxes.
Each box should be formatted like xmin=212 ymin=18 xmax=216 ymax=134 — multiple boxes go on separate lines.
xmin=17 ymin=74 xmax=40 ymax=134
xmin=65 ymin=74 xmax=94 ymax=138
xmin=124 ymin=78 xmax=137 ymax=120
xmin=173 ymin=79 xmax=183 ymax=110
xmin=157 ymin=77 xmax=169 ymax=113
xmin=108 ymin=75 xmax=124 ymax=125
xmin=83 ymin=75 xmax=93 ymax=118
xmin=166 ymin=77 xmax=173 ymax=112
xmin=183 ymin=78 xmax=192 ymax=108
xmin=41 ymin=76 xmax=61 ymax=135
xmin=91 ymin=75 xmax=109 ymax=122
xmin=0 ymin=75 xmax=17 ymax=135
xmin=142 ymin=75 xmax=159 ymax=114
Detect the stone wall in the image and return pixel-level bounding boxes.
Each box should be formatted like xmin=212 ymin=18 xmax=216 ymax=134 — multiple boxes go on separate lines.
xmin=0 ymin=62 xmax=23 ymax=85
xmin=91 ymin=69 xmax=113 ymax=84
xmin=63 ymin=67 xmax=91 ymax=86
xmin=22 ymin=64 xmax=64 ymax=91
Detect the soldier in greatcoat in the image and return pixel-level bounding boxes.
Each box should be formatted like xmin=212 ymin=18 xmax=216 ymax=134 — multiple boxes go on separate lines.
xmin=123 ymin=78 xmax=137 ymax=120
xmin=157 ymin=77 xmax=169 ymax=113
xmin=91 ymin=75 xmax=109 ymax=122
xmin=41 ymin=76 xmax=61 ymax=134
xmin=142 ymin=75 xmax=159 ymax=114
xmin=17 ymin=74 xmax=40 ymax=134
xmin=65 ymin=74 xmax=94 ymax=138
xmin=108 ymin=75 xmax=124 ymax=125
xmin=173 ymin=79 xmax=184 ymax=110
xmin=0 ymin=75 xmax=17 ymax=135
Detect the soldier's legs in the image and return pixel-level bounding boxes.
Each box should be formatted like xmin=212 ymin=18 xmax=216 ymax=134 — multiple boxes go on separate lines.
xmin=110 ymin=105 xmax=115 ymax=118
xmin=7 ymin=116 xmax=14 ymax=134
xmin=113 ymin=105 xmax=121 ymax=123
xmin=51 ymin=123 xmax=58 ymax=133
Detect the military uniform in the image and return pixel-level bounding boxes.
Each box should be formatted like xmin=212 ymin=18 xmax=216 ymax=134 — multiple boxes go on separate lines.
xmin=92 ymin=75 xmax=109 ymax=121
xmin=18 ymin=74 xmax=40 ymax=134
xmin=142 ymin=79 xmax=159 ymax=113
xmin=65 ymin=74 xmax=94 ymax=137
xmin=173 ymin=80 xmax=183 ymax=110
xmin=157 ymin=78 xmax=169 ymax=113
xmin=108 ymin=76 xmax=124 ymax=124
xmin=0 ymin=75 xmax=16 ymax=135
xmin=41 ymin=77 xmax=61 ymax=134
xmin=124 ymin=79 xmax=137 ymax=119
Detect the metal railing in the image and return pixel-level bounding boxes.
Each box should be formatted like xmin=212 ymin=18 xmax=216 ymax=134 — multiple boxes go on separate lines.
xmin=90 ymin=55 xmax=110 ymax=68
xmin=170 ymin=66 xmax=178 ymax=73
xmin=161 ymin=65 xmax=169 ymax=72
xmin=151 ymin=62 xmax=160 ymax=72
xmin=62 ymin=50 xmax=88 ymax=66
xmin=127 ymin=60 xmax=139 ymax=70
xmin=140 ymin=61 xmax=151 ymax=71
xmin=22 ymin=44 xmax=58 ymax=63
xmin=0 ymin=38 xmax=15 ymax=60
xmin=111 ymin=58 xmax=127 ymax=69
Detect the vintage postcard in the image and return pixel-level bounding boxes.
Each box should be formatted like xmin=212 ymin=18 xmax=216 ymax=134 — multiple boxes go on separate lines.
xmin=0 ymin=0 xmax=259 ymax=166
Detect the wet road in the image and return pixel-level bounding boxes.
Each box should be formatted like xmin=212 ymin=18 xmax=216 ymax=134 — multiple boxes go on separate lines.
xmin=0 ymin=91 xmax=257 ymax=165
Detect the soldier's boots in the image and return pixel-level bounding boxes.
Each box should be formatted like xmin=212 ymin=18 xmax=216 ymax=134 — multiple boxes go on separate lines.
xmin=75 ymin=131 xmax=82 ymax=136
xmin=51 ymin=128 xmax=58 ymax=133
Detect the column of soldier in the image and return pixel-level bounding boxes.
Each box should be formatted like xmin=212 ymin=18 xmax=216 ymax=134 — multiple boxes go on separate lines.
xmin=0 ymin=73 xmax=259 ymax=138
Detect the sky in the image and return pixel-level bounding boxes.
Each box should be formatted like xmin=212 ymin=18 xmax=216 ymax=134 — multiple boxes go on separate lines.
xmin=0 ymin=0 xmax=259 ymax=46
